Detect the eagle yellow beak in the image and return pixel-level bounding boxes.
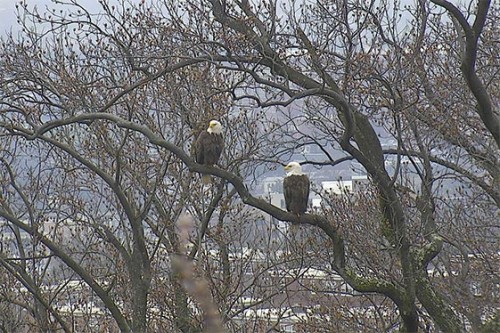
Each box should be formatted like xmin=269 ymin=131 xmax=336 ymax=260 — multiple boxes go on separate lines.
xmin=284 ymin=165 xmax=290 ymax=170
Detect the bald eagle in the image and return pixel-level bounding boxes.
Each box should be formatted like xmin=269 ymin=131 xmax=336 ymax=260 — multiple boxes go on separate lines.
xmin=195 ymin=120 xmax=224 ymax=184
xmin=283 ymin=162 xmax=310 ymax=215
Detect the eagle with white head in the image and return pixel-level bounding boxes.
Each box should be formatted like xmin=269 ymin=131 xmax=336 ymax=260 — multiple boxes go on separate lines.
xmin=195 ymin=120 xmax=224 ymax=184
xmin=283 ymin=162 xmax=310 ymax=215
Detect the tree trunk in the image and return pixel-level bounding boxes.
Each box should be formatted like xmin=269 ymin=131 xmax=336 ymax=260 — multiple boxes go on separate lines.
xmin=130 ymin=249 xmax=151 ymax=333
xmin=400 ymin=306 xmax=420 ymax=333
xmin=416 ymin=273 xmax=464 ymax=333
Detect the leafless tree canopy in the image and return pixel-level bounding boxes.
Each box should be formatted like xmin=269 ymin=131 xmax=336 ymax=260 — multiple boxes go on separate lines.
xmin=0 ymin=1 xmax=498 ymax=332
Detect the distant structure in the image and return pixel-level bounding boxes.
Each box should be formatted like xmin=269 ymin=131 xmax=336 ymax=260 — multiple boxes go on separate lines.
xmin=312 ymin=175 xmax=369 ymax=208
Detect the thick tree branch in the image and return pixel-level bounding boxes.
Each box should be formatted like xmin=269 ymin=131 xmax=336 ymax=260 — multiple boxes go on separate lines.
xmin=431 ymin=0 xmax=499 ymax=147
xmin=415 ymin=269 xmax=464 ymax=333
xmin=26 ymin=112 xmax=339 ymax=239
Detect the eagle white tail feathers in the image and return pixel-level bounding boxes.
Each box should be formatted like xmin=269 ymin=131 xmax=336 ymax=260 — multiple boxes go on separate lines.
xmin=202 ymin=174 xmax=212 ymax=184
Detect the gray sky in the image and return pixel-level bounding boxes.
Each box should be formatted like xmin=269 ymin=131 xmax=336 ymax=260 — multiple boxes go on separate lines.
xmin=0 ymin=0 xmax=18 ymax=34
xmin=0 ymin=0 xmax=107 ymax=35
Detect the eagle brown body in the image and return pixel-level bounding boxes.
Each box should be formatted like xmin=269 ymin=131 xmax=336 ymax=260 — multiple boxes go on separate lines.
xmin=195 ymin=131 xmax=223 ymax=166
xmin=283 ymin=162 xmax=310 ymax=215
xmin=195 ymin=120 xmax=224 ymax=183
